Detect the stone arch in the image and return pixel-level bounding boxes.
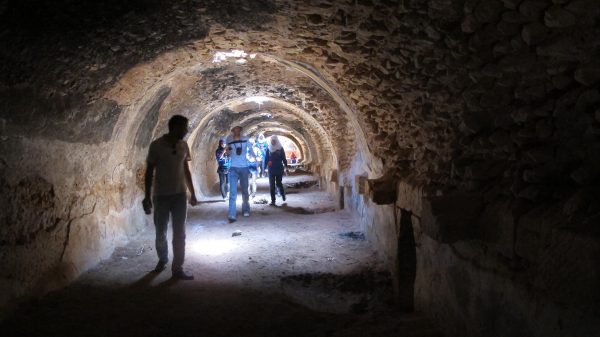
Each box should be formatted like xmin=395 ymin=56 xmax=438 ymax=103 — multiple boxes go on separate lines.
xmin=106 ymin=49 xmax=380 ymax=193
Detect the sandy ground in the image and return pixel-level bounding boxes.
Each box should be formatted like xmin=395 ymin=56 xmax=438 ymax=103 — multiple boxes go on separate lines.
xmin=1 ymin=175 xmax=443 ymax=337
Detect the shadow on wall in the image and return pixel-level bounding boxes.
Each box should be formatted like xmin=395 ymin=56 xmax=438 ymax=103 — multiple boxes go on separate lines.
xmin=396 ymin=208 xmax=416 ymax=312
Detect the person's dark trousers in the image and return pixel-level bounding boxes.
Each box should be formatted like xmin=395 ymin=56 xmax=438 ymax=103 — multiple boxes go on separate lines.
xmin=269 ymin=174 xmax=285 ymax=202
xmin=218 ymin=171 xmax=228 ymax=198
xmin=153 ymin=193 xmax=187 ymax=272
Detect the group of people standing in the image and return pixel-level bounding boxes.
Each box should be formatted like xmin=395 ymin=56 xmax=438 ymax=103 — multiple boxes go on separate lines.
xmin=216 ymin=125 xmax=288 ymax=222
xmin=142 ymin=116 xmax=289 ymax=280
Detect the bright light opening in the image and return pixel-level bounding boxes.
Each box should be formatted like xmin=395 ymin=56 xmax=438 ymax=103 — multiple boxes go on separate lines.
xmin=212 ymin=49 xmax=249 ymax=63
xmin=244 ymin=96 xmax=270 ymax=108
xmin=191 ymin=239 xmax=237 ymax=256
xmin=269 ymin=135 xmax=301 ymax=162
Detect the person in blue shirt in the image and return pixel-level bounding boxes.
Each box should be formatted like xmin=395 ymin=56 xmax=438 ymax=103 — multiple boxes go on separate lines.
xmin=252 ymin=139 xmax=264 ymax=176
xmin=215 ymin=138 xmax=230 ymax=199
xmin=226 ymin=125 xmax=255 ymax=222
xmin=265 ymin=135 xmax=288 ymax=206
xmin=247 ymin=138 xmax=258 ymax=199
xmin=256 ymin=133 xmax=268 ymax=177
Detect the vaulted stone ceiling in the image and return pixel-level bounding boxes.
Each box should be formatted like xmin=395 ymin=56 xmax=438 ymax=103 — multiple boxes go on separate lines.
xmin=3 ymin=0 xmax=598 ymax=198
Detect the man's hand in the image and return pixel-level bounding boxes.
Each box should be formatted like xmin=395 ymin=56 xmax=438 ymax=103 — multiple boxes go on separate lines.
xmin=184 ymin=161 xmax=198 ymax=206
xmin=142 ymin=198 xmax=152 ymax=214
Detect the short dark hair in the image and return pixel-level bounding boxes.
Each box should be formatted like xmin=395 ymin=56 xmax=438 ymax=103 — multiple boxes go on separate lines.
xmin=168 ymin=115 xmax=188 ymax=131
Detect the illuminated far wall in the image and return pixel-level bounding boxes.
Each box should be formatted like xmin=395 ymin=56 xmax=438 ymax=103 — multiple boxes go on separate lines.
xmin=273 ymin=136 xmax=301 ymax=161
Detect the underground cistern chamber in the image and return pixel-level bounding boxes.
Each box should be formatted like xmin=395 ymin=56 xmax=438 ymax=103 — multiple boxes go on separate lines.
xmin=0 ymin=1 xmax=599 ymax=336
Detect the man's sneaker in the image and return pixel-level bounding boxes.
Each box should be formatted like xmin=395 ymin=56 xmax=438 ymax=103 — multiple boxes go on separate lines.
xmin=243 ymin=212 xmax=250 ymax=217
xmin=153 ymin=260 xmax=167 ymax=273
xmin=270 ymin=201 xmax=276 ymax=206
xmin=172 ymin=270 xmax=194 ymax=280
xmin=228 ymin=217 xmax=237 ymax=223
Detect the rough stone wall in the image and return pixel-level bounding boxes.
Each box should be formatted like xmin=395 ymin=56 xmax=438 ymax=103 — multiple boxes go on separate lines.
xmin=410 ymin=1 xmax=600 ymax=334
xmin=0 ymin=137 xmax=146 ymax=318
xmin=342 ymin=0 xmax=600 ymax=334
xmin=347 ymin=173 xmax=599 ymax=336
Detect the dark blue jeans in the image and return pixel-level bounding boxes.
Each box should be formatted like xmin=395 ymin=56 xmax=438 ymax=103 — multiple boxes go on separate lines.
xmin=218 ymin=170 xmax=228 ymax=198
xmin=228 ymin=167 xmax=250 ymax=219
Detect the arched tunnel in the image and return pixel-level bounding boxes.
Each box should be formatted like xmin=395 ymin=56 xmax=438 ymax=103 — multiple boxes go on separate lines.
xmin=1 ymin=0 xmax=599 ymax=336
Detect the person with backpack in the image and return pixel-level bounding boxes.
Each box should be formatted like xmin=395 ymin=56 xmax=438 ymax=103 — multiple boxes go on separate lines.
xmin=253 ymin=137 xmax=265 ymax=179
xmin=215 ymin=138 xmax=230 ymax=200
xmin=265 ymin=136 xmax=288 ymax=206
xmin=247 ymin=138 xmax=258 ymax=199
xmin=256 ymin=133 xmax=268 ymax=177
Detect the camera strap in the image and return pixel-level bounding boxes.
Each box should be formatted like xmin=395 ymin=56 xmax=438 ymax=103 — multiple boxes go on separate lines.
xmin=228 ymin=139 xmax=247 ymax=156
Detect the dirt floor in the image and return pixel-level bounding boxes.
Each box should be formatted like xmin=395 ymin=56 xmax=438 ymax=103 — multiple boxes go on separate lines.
xmin=1 ymin=175 xmax=443 ymax=337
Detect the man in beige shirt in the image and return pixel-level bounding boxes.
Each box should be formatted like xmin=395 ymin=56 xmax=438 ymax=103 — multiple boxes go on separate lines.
xmin=142 ymin=115 xmax=198 ymax=280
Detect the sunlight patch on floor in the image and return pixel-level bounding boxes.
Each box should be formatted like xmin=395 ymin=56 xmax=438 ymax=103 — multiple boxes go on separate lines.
xmin=190 ymin=239 xmax=238 ymax=256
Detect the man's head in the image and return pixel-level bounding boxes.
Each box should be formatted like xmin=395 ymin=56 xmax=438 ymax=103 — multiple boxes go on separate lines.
xmin=219 ymin=139 xmax=226 ymax=148
xmin=231 ymin=125 xmax=243 ymax=137
xmin=168 ymin=115 xmax=189 ymax=140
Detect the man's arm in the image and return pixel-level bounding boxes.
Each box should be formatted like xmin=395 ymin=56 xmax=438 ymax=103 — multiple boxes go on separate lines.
xmin=216 ymin=148 xmax=226 ymax=161
xmin=143 ymin=162 xmax=155 ymax=213
xmin=144 ymin=163 xmax=155 ymax=199
xmin=184 ymin=161 xmax=198 ymax=206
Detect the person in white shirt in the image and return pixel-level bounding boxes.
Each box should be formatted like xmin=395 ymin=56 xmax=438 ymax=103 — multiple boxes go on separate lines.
xmin=225 ymin=125 xmax=255 ymax=222
xmin=142 ymin=115 xmax=198 ymax=280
